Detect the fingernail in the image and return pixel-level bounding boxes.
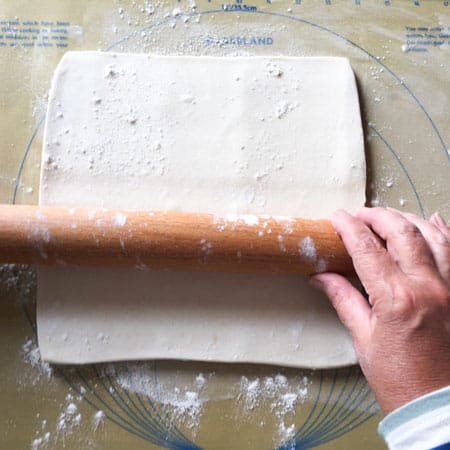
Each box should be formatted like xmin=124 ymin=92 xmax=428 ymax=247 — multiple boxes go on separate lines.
xmin=331 ymin=209 xmax=347 ymax=227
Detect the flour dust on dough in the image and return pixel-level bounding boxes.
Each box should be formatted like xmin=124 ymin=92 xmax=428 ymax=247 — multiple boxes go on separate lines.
xmin=38 ymin=52 xmax=365 ymax=368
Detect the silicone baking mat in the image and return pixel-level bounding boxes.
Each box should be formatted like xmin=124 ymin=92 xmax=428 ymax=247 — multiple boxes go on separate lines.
xmin=1 ymin=1 xmax=449 ymax=448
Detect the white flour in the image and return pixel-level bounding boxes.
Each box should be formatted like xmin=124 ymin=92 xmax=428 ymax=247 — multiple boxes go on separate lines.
xmin=239 ymin=374 xmax=310 ymax=445
xmin=0 ymin=264 xmax=36 ymax=296
xmin=3 ymin=257 xmax=314 ymax=448
xmin=21 ymin=339 xmax=53 ymax=384
xmin=114 ymin=363 xmax=205 ymax=432
xmin=93 ymin=410 xmax=105 ymax=432
xmin=19 ymin=329 xmax=311 ymax=448
xmin=31 ymin=431 xmax=50 ymax=450
xmin=55 ymin=393 xmax=83 ymax=446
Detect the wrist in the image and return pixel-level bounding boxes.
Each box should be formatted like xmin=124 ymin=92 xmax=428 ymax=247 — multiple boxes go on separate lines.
xmin=378 ymin=380 xmax=450 ymax=415
xmin=378 ymin=385 xmax=450 ymax=449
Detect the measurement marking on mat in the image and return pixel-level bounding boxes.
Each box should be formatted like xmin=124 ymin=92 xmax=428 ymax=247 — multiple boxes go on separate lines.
xmin=221 ymin=3 xmax=257 ymax=12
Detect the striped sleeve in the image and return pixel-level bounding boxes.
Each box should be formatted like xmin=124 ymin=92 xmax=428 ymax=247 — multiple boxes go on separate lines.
xmin=378 ymin=386 xmax=450 ymax=450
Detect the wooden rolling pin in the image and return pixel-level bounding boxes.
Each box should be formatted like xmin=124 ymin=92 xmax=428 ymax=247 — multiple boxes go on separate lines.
xmin=0 ymin=204 xmax=353 ymax=275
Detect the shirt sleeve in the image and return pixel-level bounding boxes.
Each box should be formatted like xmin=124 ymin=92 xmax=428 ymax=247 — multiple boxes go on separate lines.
xmin=378 ymin=386 xmax=450 ymax=450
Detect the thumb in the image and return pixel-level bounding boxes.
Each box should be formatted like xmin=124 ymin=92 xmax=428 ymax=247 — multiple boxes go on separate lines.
xmin=311 ymin=273 xmax=372 ymax=349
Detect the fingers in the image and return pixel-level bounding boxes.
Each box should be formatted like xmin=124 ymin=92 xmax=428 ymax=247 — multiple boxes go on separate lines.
xmin=311 ymin=273 xmax=371 ymax=349
xmin=331 ymin=209 xmax=401 ymax=290
xmin=317 ymin=207 xmax=450 ymax=415
xmin=430 ymin=212 xmax=450 ymax=238
xmin=356 ymin=207 xmax=438 ymax=278
xmin=393 ymin=210 xmax=450 ymax=283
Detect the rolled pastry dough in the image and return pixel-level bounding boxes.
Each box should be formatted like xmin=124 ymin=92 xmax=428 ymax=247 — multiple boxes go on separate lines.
xmin=38 ymin=52 xmax=365 ymax=368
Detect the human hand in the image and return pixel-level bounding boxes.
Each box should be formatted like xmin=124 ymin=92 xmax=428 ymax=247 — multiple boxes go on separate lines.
xmin=311 ymin=207 xmax=450 ymax=414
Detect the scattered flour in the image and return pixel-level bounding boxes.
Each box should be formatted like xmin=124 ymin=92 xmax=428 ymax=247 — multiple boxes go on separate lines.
xmin=266 ymin=61 xmax=283 ymax=77
xmin=241 ymin=377 xmax=261 ymax=410
xmin=55 ymin=393 xmax=83 ymax=446
xmin=278 ymin=422 xmax=296 ymax=445
xmin=6 ymin=262 xmax=313 ymax=446
xmin=195 ymin=373 xmax=206 ymax=388
xmin=19 ymin=339 xmax=312 ymax=448
xmin=239 ymin=374 xmax=310 ymax=446
xmin=199 ymin=239 xmax=214 ymax=257
xmin=21 ymin=339 xmax=53 ymax=384
xmin=114 ymin=364 xmax=205 ymax=432
xmin=299 ymin=236 xmax=328 ymax=273
xmin=114 ymin=212 xmax=128 ymax=227
xmin=299 ymin=236 xmax=316 ymax=260
xmin=275 ymin=100 xmax=291 ymax=119
xmin=93 ymin=410 xmax=105 ymax=431
xmin=0 ymin=264 xmax=36 ymax=297
xmin=214 ymin=213 xmax=260 ymax=231
xmin=31 ymin=431 xmax=51 ymax=450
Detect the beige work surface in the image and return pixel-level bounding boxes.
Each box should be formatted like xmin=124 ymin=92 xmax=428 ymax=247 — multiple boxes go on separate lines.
xmin=1 ymin=1 xmax=449 ymax=449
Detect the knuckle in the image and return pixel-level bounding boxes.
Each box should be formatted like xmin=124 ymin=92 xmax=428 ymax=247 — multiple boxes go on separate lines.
xmin=351 ymin=234 xmax=384 ymax=258
xmin=408 ymin=246 xmax=432 ymax=268
xmin=433 ymin=284 xmax=450 ymax=307
xmin=396 ymin=221 xmax=422 ymax=240
xmin=391 ymin=284 xmax=416 ymax=312
xmin=390 ymin=280 xmax=450 ymax=320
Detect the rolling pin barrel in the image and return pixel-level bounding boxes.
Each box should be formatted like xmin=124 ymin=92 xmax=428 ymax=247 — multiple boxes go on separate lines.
xmin=0 ymin=204 xmax=353 ymax=275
